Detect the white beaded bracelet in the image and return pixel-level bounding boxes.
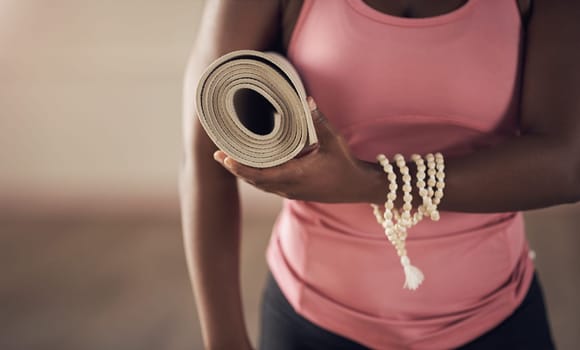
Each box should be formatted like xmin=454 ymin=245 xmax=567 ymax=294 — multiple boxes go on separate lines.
xmin=371 ymin=152 xmax=446 ymax=290
xmin=372 ymin=154 xmax=423 ymax=290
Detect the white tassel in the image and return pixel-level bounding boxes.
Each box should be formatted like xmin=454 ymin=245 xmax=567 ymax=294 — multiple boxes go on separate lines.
xmin=401 ymin=256 xmax=424 ymax=290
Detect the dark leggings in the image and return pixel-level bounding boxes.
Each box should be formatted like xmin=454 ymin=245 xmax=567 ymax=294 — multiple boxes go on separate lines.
xmin=259 ymin=269 xmax=556 ymax=350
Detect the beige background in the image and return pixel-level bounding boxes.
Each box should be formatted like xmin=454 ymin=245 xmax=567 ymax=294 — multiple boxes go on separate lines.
xmin=0 ymin=1 xmax=578 ymax=349
xmin=0 ymin=0 xmax=278 ymax=216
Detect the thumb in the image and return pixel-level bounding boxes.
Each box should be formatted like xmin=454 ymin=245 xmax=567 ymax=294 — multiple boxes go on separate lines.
xmin=307 ymin=96 xmax=337 ymax=145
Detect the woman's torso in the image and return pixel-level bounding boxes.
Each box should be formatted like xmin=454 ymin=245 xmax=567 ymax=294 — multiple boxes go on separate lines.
xmin=265 ymin=1 xmax=537 ymax=349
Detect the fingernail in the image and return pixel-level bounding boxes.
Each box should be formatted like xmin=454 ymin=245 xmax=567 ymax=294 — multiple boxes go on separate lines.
xmin=224 ymin=157 xmax=233 ymax=167
xmin=307 ymin=96 xmax=317 ymax=111
xmin=214 ymin=151 xmax=225 ymax=163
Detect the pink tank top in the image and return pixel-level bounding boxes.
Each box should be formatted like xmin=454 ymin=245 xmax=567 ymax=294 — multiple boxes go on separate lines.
xmin=265 ymin=0 xmax=536 ymax=348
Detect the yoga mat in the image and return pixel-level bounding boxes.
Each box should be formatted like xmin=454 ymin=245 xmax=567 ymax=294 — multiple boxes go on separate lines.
xmin=195 ymin=49 xmax=318 ymax=168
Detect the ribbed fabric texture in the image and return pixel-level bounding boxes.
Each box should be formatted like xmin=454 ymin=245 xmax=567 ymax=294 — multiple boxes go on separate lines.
xmin=265 ymin=0 xmax=535 ymax=348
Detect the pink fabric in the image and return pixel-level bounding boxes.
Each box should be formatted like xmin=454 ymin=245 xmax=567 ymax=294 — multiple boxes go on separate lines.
xmin=265 ymin=0 xmax=535 ymax=348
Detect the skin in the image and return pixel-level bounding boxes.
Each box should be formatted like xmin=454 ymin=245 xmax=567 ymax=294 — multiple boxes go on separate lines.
xmin=180 ymin=0 xmax=580 ymax=349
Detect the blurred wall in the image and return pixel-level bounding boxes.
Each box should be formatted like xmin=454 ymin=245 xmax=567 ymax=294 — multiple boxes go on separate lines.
xmin=0 ymin=0 xmax=281 ymax=218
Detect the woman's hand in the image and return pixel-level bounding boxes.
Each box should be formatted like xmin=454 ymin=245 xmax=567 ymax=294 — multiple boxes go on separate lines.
xmin=214 ymin=97 xmax=383 ymax=203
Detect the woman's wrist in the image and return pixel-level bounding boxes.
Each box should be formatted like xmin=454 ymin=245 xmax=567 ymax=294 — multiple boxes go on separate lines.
xmin=357 ymin=158 xmax=423 ymax=208
xmin=356 ymin=159 xmax=388 ymax=204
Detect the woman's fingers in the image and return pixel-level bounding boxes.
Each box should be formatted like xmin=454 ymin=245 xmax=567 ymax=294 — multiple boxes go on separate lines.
xmin=308 ymin=96 xmax=340 ymax=150
xmin=213 ymin=150 xmax=285 ymax=185
xmin=223 ymin=157 xmax=266 ymax=183
xmin=213 ymin=150 xmax=227 ymax=163
xmin=213 ymin=150 xmax=315 ymax=192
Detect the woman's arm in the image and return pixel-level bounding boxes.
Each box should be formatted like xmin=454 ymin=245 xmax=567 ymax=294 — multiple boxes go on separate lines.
xmin=179 ymin=1 xmax=280 ymax=349
xmin=402 ymin=0 xmax=580 ymax=212
xmin=215 ymin=0 xmax=580 ymax=213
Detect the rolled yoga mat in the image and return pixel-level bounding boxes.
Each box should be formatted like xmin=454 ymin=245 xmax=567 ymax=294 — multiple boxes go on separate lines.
xmin=195 ymin=49 xmax=318 ymax=168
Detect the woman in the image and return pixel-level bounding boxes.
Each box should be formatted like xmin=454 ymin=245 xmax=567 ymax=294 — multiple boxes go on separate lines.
xmin=180 ymin=0 xmax=578 ymax=349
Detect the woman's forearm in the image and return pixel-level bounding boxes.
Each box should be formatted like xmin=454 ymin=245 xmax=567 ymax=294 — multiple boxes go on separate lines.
xmin=180 ymin=159 xmax=251 ymax=349
xmin=362 ymin=134 xmax=580 ymax=212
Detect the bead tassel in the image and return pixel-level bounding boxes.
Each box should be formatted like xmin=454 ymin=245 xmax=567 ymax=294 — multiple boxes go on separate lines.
xmin=401 ymin=256 xmax=424 ymax=291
